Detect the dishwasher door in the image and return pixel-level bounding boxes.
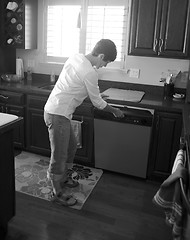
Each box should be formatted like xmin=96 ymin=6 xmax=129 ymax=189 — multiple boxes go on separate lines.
xmin=94 ymin=108 xmax=152 ymax=178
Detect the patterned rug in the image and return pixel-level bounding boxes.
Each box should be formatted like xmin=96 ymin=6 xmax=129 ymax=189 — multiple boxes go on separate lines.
xmin=15 ymin=151 xmax=103 ymax=210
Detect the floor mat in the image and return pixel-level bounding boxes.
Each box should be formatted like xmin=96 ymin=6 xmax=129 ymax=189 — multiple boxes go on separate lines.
xmin=15 ymin=151 xmax=103 ymax=210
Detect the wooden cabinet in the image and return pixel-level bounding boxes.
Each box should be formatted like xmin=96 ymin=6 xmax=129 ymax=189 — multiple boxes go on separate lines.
xmin=0 ymin=47 xmax=16 ymax=74
xmin=128 ymin=0 xmax=190 ymax=58
xmin=26 ymin=95 xmax=94 ymax=166
xmin=147 ymin=110 xmax=182 ymax=181
xmin=1 ymin=0 xmax=38 ymax=49
xmin=26 ymin=95 xmax=50 ymax=155
xmin=0 ymin=4 xmax=16 ymax=74
xmin=73 ymin=102 xmax=94 ymax=166
xmin=0 ymin=90 xmax=25 ymax=148
xmin=0 ymin=117 xmax=22 ymax=239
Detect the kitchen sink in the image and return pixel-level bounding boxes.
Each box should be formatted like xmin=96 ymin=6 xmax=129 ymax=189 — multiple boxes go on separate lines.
xmin=39 ymin=84 xmax=55 ymax=90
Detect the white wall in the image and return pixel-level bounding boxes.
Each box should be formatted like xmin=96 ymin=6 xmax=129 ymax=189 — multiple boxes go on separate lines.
xmin=16 ymin=0 xmax=190 ymax=88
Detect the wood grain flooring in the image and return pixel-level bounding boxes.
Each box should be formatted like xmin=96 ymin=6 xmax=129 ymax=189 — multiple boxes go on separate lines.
xmin=5 ymin=171 xmax=171 ymax=240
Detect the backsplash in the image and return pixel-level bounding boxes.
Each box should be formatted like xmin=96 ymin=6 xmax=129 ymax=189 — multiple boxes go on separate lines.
xmin=16 ymin=49 xmax=190 ymax=89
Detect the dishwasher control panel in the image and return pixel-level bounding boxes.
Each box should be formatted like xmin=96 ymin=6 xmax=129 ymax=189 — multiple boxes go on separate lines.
xmin=94 ymin=104 xmax=154 ymax=127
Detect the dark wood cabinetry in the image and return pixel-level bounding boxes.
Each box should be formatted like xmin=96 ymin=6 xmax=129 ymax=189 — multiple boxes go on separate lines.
xmin=26 ymin=94 xmax=94 ymax=166
xmin=147 ymin=110 xmax=182 ymax=181
xmin=128 ymin=0 xmax=190 ymax=58
xmin=0 ymin=1 xmax=16 ymax=75
xmin=73 ymin=102 xmax=94 ymax=166
xmin=1 ymin=0 xmax=38 ymax=49
xmin=26 ymin=95 xmax=50 ymax=155
xmin=0 ymin=117 xmax=22 ymax=239
xmin=0 ymin=90 xmax=25 ymax=148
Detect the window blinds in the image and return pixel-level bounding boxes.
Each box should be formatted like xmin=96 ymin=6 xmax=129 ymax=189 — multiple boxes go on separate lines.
xmin=46 ymin=0 xmax=128 ymax=63
xmin=86 ymin=5 xmax=127 ymax=60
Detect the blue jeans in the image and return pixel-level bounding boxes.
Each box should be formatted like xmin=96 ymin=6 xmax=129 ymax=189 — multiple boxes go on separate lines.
xmin=44 ymin=112 xmax=77 ymax=181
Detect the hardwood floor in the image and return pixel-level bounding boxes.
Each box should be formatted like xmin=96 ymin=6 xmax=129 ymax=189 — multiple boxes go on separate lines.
xmin=5 ymin=171 xmax=171 ymax=240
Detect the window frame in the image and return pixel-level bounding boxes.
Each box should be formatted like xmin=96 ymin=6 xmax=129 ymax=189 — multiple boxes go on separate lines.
xmin=41 ymin=0 xmax=130 ymax=69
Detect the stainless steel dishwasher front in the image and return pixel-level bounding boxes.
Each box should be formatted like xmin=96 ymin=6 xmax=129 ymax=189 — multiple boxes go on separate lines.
xmin=94 ymin=105 xmax=154 ymax=178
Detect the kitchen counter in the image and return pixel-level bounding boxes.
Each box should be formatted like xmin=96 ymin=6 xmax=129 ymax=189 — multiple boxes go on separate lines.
xmin=0 ymin=75 xmax=52 ymax=96
xmin=0 ymin=74 xmax=189 ymax=143
xmin=0 ymin=76 xmax=186 ymax=110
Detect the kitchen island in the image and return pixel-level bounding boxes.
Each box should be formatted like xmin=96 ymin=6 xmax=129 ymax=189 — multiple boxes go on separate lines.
xmin=0 ymin=113 xmax=23 ymax=239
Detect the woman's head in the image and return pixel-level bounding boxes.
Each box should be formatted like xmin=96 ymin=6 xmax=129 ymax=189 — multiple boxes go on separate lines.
xmin=91 ymin=39 xmax=117 ymax=62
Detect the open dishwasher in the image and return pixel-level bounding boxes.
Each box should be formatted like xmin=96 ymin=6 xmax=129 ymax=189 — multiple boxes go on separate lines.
xmin=94 ymin=104 xmax=154 ymax=178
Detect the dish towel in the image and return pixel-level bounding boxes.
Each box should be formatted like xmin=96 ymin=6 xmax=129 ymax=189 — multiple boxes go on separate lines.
xmin=152 ymin=149 xmax=188 ymax=240
xmin=71 ymin=120 xmax=82 ymax=148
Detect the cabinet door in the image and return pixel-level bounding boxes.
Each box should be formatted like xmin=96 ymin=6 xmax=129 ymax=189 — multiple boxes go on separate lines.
xmin=0 ymin=129 xmax=15 ymax=231
xmin=147 ymin=111 xmax=182 ymax=181
xmin=128 ymin=0 xmax=162 ymax=56
xmin=26 ymin=108 xmax=50 ymax=156
xmin=73 ymin=115 xmax=94 ymax=166
xmin=159 ymin=0 xmax=190 ymax=58
xmin=128 ymin=0 xmax=190 ymax=58
xmin=26 ymin=95 xmax=50 ymax=155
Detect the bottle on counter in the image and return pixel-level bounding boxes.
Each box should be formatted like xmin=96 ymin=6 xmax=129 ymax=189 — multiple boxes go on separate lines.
xmin=50 ymin=71 xmax=56 ymax=84
xmin=27 ymin=67 xmax=32 ymax=85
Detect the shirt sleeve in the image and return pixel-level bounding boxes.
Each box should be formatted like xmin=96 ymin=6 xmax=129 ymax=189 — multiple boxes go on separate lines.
xmin=83 ymin=71 xmax=107 ymax=110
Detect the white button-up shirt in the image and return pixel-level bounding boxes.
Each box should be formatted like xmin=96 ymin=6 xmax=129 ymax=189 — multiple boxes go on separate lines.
xmin=44 ymin=54 xmax=107 ymax=119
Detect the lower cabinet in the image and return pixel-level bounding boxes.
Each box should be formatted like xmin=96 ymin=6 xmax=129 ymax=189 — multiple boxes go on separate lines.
xmin=26 ymin=95 xmax=50 ymax=155
xmin=26 ymin=94 xmax=94 ymax=165
xmin=73 ymin=114 xmax=94 ymax=166
xmin=0 ymin=125 xmax=16 ymax=238
xmin=147 ymin=110 xmax=182 ymax=181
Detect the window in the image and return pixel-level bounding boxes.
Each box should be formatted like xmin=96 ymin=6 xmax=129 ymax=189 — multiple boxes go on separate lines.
xmin=44 ymin=0 xmax=129 ymax=67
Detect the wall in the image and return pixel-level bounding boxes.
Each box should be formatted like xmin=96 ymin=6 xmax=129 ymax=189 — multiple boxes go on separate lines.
xmin=16 ymin=0 xmax=190 ymax=88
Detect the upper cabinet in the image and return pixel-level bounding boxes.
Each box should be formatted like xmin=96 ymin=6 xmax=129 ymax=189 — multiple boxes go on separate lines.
xmin=1 ymin=0 xmax=38 ymax=49
xmin=128 ymin=0 xmax=190 ymax=59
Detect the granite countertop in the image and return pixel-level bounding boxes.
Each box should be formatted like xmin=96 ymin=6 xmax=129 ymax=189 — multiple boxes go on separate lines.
xmin=1 ymin=74 xmax=190 ymax=142
xmin=0 ymin=75 xmax=187 ymax=112
xmin=0 ymin=74 xmax=53 ymax=96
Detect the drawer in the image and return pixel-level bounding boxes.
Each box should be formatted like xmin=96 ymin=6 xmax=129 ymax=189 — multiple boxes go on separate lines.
xmin=27 ymin=95 xmax=48 ymax=110
xmin=0 ymin=91 xmax=25 ymax=105
xmin=74 ymin=102 xmax=93 ymax=117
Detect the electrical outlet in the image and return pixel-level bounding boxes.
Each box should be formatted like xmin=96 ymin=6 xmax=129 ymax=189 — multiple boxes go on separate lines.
xmin=180 ymin=71 xmax=189 ymax=83
xmin=129 ymin=68 xmax=140 ymax=78
xmin=27 ymin=59 xmax=35 ymax=68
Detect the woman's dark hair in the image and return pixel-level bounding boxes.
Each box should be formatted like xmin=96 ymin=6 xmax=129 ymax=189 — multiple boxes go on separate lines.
xmin=91 ymin=39 xmax=117 ymax=62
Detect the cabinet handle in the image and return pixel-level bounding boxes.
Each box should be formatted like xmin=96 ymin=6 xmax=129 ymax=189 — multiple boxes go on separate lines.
xmin=1 ymin=106 xmax=3 ymax=112
xmin=153 ymin=39 xmax=158 ymax=52
xmin=158 ymin=39 xmax=163 ymax=55
xmin=0 ymin=94 xmax=8 ymax=100
xmin=5 ymin=107 xmax=8 ymax=113
xmin=156 ymin=116 xmax=159 ymax=130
